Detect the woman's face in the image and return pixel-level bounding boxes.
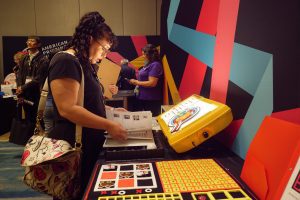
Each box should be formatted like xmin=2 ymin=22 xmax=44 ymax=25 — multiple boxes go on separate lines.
xmin=142 ymin=51 xmax=149 ymax=62
xmin=89 ymin=38 xmax=111 ymax=64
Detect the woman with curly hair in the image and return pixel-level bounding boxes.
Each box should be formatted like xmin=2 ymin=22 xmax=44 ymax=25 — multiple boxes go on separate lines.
xmin=129 ymin=44 xmax=163 ymax=116
xmin=48 ymin=11 xmax=127 ymax=199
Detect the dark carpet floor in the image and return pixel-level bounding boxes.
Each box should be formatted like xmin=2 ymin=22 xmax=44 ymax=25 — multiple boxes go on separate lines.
xmin=0 ymin=141 xmax=51 ymax=200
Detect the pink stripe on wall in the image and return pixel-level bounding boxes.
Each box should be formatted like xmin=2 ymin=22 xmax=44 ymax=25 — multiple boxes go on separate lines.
xmin=271 ymin=108 xmax=300 ymax=125
xmin=209 ymin=0 xmax=240 ymax=103
xmin=106 ymin=52 xmax=135 ymax=68
xmin=131 ymin=36 xmax=148 ymax=56
xmin=179 ymin=55 xmax=207 ymax=100
xmin=107 ymin=52 xmax=123 ymax=65
xmin=216 ymin=119 xmax=243 ymax=147
xmin=196 ymin=0 xmax=220 ymax=35
xmin=179 ymin=0 xmax=220 ymax=99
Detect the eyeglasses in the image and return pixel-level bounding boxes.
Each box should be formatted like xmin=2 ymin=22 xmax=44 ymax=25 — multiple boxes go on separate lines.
xmin=95 ymin=40 xmax=111 ymax=56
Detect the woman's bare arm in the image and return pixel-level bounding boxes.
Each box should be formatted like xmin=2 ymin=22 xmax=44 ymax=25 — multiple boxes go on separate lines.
xmin=129 ymin=76 xmax=158 ymax=88
xmin=50 ymin=78 xmax=127 ymax=140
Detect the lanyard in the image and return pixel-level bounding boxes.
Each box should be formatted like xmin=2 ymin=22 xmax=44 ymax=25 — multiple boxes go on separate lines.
xmin=88 ymin=63 xmax=105 ymax=95
xmin=89 ymin=64 xmax=101 ymax=84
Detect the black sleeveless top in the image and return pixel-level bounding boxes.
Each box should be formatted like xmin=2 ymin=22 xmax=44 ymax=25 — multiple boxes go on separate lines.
xmin=48 ymin=52 xmax=106 ymax=150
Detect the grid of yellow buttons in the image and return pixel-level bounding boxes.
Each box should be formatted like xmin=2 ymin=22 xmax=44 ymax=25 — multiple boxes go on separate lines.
xmin=156 ymin=159 xmax=240 ymax=193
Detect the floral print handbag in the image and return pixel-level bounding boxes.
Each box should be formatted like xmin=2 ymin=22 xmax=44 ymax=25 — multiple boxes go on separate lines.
xmin=21 ymin=136 xmax=82 ymax=200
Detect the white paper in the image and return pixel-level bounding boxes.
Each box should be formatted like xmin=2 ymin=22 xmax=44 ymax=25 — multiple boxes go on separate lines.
xmin=161 ymin=96 xmax=218 ymax=134
xmin=152 ymin=117 xmax=161 ymax=131
xmin=106 ymin=109 xmax=153 ymax=139
xmin=281 ymin=157 xmax=300 ymax=200
xmin=1 ymin=84 xmax=13 ymax=95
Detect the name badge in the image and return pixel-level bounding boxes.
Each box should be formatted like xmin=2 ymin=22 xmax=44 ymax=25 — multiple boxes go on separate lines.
xmin=25 ymin=78 xmax=32 ymax=83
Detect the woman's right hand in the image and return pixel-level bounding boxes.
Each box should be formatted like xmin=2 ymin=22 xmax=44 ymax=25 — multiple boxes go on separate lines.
xmin=16 ymin=87 xmax=22 ymax=95
xmin=107 ymin=121 xmax=128 ymax=141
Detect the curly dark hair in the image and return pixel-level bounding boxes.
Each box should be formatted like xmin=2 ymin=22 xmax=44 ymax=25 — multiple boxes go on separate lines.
xmin=66 ymin=11 xmax=117 ymax=64
xmin=142 ymin=44 xmax=160 ymax=64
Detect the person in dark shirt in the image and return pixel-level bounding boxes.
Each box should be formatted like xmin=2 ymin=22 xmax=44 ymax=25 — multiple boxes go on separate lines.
xmin=48 ymin=12 xmax=127 ymax=199
xmin=43 ymin=51 xmax=59 ymax=134
xmin=16 ymin=36 xmax=49 ymax=124
xmin=117 ymin=58 xmax=136 ymax=90
xmin=114 ymin=59 xmax=137 ymax=111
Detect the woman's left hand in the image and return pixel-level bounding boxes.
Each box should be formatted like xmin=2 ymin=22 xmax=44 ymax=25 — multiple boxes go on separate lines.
xmin=108 ymin=84 xmax=118 ymax=95
xmin=129 ymin=79 xmax=138 ymax=85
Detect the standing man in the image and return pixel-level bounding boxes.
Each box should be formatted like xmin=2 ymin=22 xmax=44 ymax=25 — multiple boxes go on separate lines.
xmin=16 ymin=36 xmax=49 ymax=124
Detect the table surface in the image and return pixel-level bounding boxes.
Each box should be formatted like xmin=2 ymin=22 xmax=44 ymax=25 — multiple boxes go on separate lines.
xmin=112 ymin=90 xmax=135 ymax=98
xmin=83 ymin=132 xmax=257 ymax=200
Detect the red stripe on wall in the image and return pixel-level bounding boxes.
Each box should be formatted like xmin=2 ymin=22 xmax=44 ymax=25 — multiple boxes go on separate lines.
xmin=179 ymin=55 xmax=207 ymax=100
xmin=209 ymin=0 xmax=240 ymax=103
xmin=196 ymin=0 xmax=220 ymax=35
xmin=271 ymin=108 xmax=300 ymax=125
xmin=179 ymin=0 xmax=220 ymax=99
xmin=216 ymin=119 xmax=243 ymax=148
xmin=106 ymin=52 xmax=135 ymax=68
xmin=131 ymin=36 xmax=148 ymax=56
xmin=107 ymin=52 xmax=123 ymax=65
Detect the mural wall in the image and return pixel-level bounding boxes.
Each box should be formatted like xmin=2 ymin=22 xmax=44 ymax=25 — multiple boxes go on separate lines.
xmin=160 ymin=0 xmax=300 ymax=158
xmin=2 ymin=35 xmax=160 ymax=76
